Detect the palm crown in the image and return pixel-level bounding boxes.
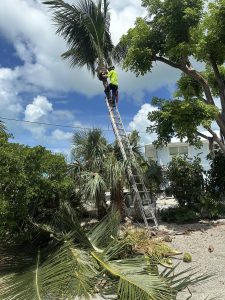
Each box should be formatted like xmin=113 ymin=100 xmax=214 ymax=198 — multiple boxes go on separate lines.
xmin=44 ymin=0 xmax=114 ymax=74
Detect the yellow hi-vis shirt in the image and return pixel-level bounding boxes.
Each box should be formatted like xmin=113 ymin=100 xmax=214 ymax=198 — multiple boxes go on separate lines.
xmin=108 ymin=70 xmax=118 ymax=86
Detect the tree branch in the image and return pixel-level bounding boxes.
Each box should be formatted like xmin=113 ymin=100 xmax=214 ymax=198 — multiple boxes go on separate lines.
xmin=154 ymin=56 xmax=182 ymax=69
xmin=196 ymin=131 xmax=212 ymax=141
xmin=206 ymin=127 xmax=225 ymax=155
xmin=154 ymin=55 xmax=225 ymax=141
xmin=208 ymin=55 xmax=225 ymax=116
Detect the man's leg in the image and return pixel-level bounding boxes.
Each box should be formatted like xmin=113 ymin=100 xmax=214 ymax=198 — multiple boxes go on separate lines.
xmin=110 ymin=84 xmax=118 ymax=106
xmin=104 ymin=83 xmax=111 ymax=101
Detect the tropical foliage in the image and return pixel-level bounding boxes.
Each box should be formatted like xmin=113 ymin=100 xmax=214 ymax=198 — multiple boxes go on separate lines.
xmin=0 ymin=208 xmax=210 ymax=300
xmin=70 ymin=128 xmax=129 ymax=218
xmin=161 ymin=153 xmax=225 ymax=222
xmin=43 ymin=0 xmax=114 ymax=73
xmin=0 ymin=139 xmax=74 ymax=241
xmin=115 ymin=0 xmax=225 ymax=155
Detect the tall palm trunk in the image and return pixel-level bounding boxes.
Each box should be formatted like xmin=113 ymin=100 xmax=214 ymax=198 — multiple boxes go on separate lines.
xmin=96 ymin=191 xmax=107 ymax=220
xmin=110 ymin=182 xmax=125 ymax=220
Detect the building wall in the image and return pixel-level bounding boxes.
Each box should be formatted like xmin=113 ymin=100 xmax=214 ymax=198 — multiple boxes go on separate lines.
xmin=145 ymin=141 xmax=210 ymax=170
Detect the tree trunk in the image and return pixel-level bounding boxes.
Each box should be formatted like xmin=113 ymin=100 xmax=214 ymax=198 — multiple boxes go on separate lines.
xmin=110 ymin=182 xmax=125 ymax=220
xmin=96 ymin=192 xmax=107 ymax=220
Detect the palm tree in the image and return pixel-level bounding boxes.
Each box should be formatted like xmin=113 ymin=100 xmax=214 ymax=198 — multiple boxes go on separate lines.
xmin=71 ymin=129 xmax=108 ymax=219
xmin=70 ymin=129 xmax=129 ymax=219
xmin=43 ymin=0 xmax=113 ymax=75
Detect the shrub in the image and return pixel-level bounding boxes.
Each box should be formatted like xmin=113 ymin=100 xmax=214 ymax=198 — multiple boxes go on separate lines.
xmin=0 ymin=140 xmax=74 ymax=240
xmin=160 ymin=206 xmax=200 ymax=223
xmin=206 ymin=150 xmax=225 ymax=202
xmin=167 ymin=156 xmax=204 ymax=209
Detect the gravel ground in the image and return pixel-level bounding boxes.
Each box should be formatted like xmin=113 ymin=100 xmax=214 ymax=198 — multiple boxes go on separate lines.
xmin=159 ymin=221 xmax=225 ymax=300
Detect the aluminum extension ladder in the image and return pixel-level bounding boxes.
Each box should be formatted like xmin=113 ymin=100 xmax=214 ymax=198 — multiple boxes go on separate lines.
xmin=106 ymin=98 xmax=158 ymax=228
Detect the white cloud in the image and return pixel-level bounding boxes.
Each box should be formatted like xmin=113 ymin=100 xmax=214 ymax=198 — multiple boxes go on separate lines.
xmin=128 ymin=103 xmax=158 ymax=145
xmin=0 ymin=0 xmax=180 ymax=99
xmin=0 ymin=68 xmax=24 ymax=135
xmin=24 ymin=95 xmax=53 ymax=122
xmin=51 ymin=129 xmax=73 ymax=141
xmin=23 ymin=95 xmax=78 ymax=144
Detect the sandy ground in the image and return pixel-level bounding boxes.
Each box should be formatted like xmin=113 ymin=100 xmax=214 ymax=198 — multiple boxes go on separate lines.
xmin=158 ymin=220 xmax=225 ymax=300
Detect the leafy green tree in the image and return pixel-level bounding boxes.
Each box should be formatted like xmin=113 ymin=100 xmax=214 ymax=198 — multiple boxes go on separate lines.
xmin=167 ymin=156 xmax=204 ymax=209
xmin=115 ymin=0 xmax=225 ymax=154
xmin=0 ymin=139 xmax=74 ymax=240
xmin=206 ymin=149 xmax=225 ymax=201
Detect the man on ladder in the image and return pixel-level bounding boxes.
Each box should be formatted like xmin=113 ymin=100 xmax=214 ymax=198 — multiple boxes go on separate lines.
xmin=104 ymin=66 xmax=119 ymax=106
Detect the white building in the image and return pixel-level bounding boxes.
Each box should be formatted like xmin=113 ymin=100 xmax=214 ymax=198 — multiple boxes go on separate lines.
xmin=145 ymin=140 xmax=210 ymax=170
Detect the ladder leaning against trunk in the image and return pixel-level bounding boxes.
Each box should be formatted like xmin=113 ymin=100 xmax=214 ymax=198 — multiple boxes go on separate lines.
xmin=106 ymin=98 xmax=158 ymax=228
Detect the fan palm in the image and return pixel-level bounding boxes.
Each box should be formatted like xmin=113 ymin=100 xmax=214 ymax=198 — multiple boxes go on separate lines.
xmin=0 ymin=207 xmax=211 ymax=300
xmin=70 ymin=129 xmax=129 ymax=219
xmin=70 ymin=129 xmax=109 ymax=219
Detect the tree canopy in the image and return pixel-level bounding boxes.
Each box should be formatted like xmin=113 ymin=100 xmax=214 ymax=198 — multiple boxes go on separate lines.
xmin=44 ymin=0 xmax=113 ymax=74
xmin=115 ymin=0 xmax=225 ymax=154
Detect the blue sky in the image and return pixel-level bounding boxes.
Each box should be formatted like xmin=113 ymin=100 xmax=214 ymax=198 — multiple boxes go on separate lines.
xmin=0 ymin=0 xmax=181 ymax=158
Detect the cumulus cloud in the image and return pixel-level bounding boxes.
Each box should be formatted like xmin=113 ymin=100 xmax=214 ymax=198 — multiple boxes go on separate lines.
xmin=23 ymin=95 xmax=80 ymax=145
xmin=0 ymin=68 xmax=23 ymax=117
xmin=128 ymin=103 xmax=158 ymax=145
xmin=51 ymin=129 xmax=73 ymax=141
xmin=24 ymin=95 xmax=53 ymax=122
xmin=0 ymin=0 xmax=181 ymax=151
xmin=0 ymin=0 xmax=180 ymax=99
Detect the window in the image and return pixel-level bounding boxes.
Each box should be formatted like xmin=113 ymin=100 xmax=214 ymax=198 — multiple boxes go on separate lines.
xmin=169 ymin=145 xmax=188 ymax=156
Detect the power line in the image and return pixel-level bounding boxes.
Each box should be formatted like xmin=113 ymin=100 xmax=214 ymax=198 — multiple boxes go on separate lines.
xmin=0 ymin=116 xmax=151 ymax=135
xmin=0 ymin=116 xmax=112 ymax=132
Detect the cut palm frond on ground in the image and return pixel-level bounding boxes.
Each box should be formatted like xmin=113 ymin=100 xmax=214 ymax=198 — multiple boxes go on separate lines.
xmin=0 ymin=210 xmax=211 ymax=300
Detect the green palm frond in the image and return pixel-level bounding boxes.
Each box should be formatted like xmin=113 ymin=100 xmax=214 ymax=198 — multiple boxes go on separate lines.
xmin=72 ymin=129 xmax=108 ymax=169
xmin=0 ymin=212 xmax=212 ymax=300
xmin=105 ymin=155 xmax=127 ymax=189
xmin=161 ymin=264 xmax=212 ymax=293
xmin=88 ymin=210 xmax=120 ymax=249
xmin=112 ymin=41 xmax=128 ymax=65
xmin=0 ymin=241 xmax=98 ymax=300
xmin=43 ymin=0 xmax=114 ymax=74
xmin=82 ymin=171 xmax=107 ymax=199
xmin=92 ymin=252 xmax=175 ymax=300
xmin=31 ymin=202 xmax=93 ymax=248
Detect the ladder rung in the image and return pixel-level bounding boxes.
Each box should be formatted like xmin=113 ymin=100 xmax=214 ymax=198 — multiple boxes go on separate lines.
xmin=107 ymin=98 xmax=158 ymax=228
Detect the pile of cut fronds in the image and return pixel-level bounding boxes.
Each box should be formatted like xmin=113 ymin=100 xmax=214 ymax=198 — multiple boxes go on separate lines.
xmin=0 ymin=205 xmax=210 ymax=300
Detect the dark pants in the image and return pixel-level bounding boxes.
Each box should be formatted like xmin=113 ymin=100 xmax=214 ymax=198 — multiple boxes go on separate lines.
xmin=105 ymin=84 xmax=118 ymax=105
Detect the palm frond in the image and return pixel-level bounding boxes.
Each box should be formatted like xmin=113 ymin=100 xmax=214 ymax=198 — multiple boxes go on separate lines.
xmin=43 ymin=0 xmax=114 ymax=74
xmin=82 ymin=171 xmax=107 ymax=199
xmin=0 ymin=241 xmax=98 ymax=300
xmin=112 ymin=41 xmax=128 ymax=65
xmin=31 ymin=201 xmax=93 ymax=248
xmin=88 ymin=210 xmax=120 ymax=249
xmin=92 ymin=252 xmax=175 ymax=300
xmin=162 ymin=264 xmax=212 ymax=293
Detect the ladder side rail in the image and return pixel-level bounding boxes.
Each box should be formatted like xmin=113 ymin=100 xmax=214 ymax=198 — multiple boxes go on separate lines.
xmin=112 ymin=105 xmax=155 ymax=206
xmin=106 ymin=100 xmax=158 ymax=228
xmin=114 ymin=107 xmax=137 ymax=161
xmin=106 ymin=99 xmax=128 ymax=162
